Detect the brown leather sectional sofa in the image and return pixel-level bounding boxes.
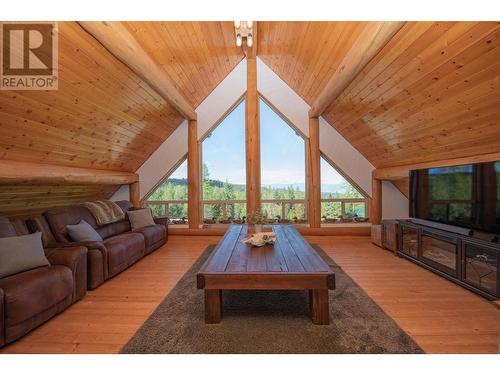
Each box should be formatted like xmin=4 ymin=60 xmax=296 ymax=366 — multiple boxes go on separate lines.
xmin=0 ymin=200 xmax=168 ymax=348
xmin=43 ymin=201 xmax=168 ymax=289
xmin=0 ymin=217 xmax=87 ymax=348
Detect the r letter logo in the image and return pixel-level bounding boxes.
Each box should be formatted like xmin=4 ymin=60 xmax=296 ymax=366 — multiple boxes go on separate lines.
xmin=0 ymin=22 xmax=58 ymax=90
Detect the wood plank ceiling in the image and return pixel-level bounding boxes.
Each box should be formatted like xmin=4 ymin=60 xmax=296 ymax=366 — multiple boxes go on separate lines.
xmin=259 ymin=21 xmax=500 ymax=169
xmin=122 ymin=22 xmax=245 ymax=109
xmin=1 ymin=21 xmax=499 ymax=215
xmin=0 ymin=21 xmax=244 ymax=216
xmin=0 ymin=22 xmax=182 ymax=172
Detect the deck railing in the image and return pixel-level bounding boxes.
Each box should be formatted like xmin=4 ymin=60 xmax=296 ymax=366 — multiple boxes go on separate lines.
xmin=320 ymin=198 xmax=367 ymax=220
xmin=202 ymin=199 xmax=307 ymax=222
xmin=147 ymin=197 xmax=369 ymax=224
xmin=146 ymin=200 xmax=188 ymax=224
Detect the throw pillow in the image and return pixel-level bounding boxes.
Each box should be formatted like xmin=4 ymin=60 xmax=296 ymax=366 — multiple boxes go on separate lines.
xmin=66 ymin=220 xmax=103 ymax=242
xmin=128 ymin=208 xmax=156 ymax=230
xmin=0 ymin=232 xmax=50 ymax=279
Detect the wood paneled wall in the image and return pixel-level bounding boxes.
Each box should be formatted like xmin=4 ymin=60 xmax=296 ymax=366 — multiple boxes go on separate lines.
xmin=0 ymin=184 xmax=119 ymax=218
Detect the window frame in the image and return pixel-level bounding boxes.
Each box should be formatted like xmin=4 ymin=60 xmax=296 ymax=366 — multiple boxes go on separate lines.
xmin=319 ymin=152 xmax=370 ymax=223
xmin=200 ymin=95 xmax=248 ymax=224
xmin=144 ymin=155 xmax=189 ymax=224
xmin=258 ymin=94 xmax=309 ymax=223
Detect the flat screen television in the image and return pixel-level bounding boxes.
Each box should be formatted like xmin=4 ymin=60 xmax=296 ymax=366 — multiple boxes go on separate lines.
xmin=409 ymin=161 xmax=500 ymax=234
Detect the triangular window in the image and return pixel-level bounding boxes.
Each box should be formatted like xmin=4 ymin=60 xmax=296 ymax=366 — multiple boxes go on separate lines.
xmin=320 ymin=155 xmax=368 ymax=223
xmin=145 ymin=158 xmax=188 ymax=224
xmin=201 ymin=99 xmax=247 ymax=223
xmin=260 ymin=97 xmax=306 ymax=223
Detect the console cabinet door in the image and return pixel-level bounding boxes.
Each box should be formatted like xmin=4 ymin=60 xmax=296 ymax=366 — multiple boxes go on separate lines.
xmin=399 ymin=224 xmax=419 ymax=258
xmin=462 ymin=240 xmax=499 ymax=298
xmin=421 ymin=229 xmax=459 ymax=277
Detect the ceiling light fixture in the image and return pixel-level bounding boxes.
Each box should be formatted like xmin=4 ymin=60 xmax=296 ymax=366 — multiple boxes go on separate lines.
xmin=234 ymin=21 xmax=254 ymax=48
xmin=247 ymin=33 xmax=253 ymax=47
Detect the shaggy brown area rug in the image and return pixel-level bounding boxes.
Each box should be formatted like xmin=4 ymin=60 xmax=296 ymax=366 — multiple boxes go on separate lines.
xmin=121 ymin=245 xmax=423 ymax=354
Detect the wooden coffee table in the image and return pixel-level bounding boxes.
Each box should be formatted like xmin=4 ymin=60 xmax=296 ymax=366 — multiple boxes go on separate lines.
xmin=197 ymin=224 xmax=335 ymax=325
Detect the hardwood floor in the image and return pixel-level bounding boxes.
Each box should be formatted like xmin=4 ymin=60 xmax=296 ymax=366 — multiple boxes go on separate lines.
xmin=311 ymin=236 xmax=500 ymax=354
xmin=1 ymin=235 xmax=499 ymax=354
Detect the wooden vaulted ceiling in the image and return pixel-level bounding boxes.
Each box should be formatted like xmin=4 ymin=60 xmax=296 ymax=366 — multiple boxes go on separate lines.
xmin=0 ymin=22 xmax=183 ymax=172
xmin=0 ymin=21 xmax=244 ymax=216
xmin=123 ymin=22 xmax=245 ymax=109
xmin=1 ymin=21 xmax=499 ymax=215
xmin=0 ymin=21 xmax=244 ymax=172
xmin=259 ymin=22 xmax=369 ymax=105
xmin=259 ymin=21 xmax=500 ymax=169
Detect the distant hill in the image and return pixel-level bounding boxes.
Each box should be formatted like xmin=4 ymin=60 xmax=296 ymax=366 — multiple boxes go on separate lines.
xmin=167 ymin=178 xmax=187 ymax=186
xmin=166 ymin=179 xmax=347 ymax=193
xmin=262 ymin=183 xmax=346 ymax=193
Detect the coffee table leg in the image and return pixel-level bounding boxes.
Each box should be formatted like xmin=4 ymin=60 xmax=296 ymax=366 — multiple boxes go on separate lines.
xmin=310 ymin=289 xmax=329 ymax=325
xmin=205 ymin=289 xmax=222 ymax=324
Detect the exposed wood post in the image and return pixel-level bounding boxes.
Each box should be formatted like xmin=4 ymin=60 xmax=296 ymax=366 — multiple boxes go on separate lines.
xmin=78 ymin=21 xmax=197 ymax=120
xmin=245 ymin=56 xmax=261 ymax=215
xmin=307 ymin=117 xmax=321 ymax=228
xmin=188 ymin=119 xmax=201 ymax=228
xmin=371 ymin=174 xmax=382 ymax=225
xmin=129 ymin=181 xmax=141 ymax=208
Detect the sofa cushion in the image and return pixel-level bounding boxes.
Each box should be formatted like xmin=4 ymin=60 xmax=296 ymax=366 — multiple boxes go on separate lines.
xmin=66 ymin=220 xmax=103 ymax=242
xmin=0 ymin=265 xmax=73 ymax=326
xmin=127 ymin=208 xmax=155 ymax=230
xmin=134 ymin=224 xmax=166 ymax=253
xmin=27 ymin=215 xmax=57 ymax=248
xmin=0 ymin=232 xmax=50 ymax=279
xmin=0 ymin=217 xmax=17 ymax=238
xmin=103 ymin=232 xmax=145 ymax=276
xmin=45 ymin=204 xmax=133 ymax=242
xmin=95 ymin=220 xmax=131 ymax=240
xmin=45 ymin=205 xmax=99 ymax=243
xmin=9 ymin=219 xmax=30 ymax=236
xmin=115 ymin=200 xmax=134 ymax=213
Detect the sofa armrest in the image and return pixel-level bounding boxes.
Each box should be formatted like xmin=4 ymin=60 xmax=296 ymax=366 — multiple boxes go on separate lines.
xmin=55 ymin=241 xmax=106 ymax=251
xmin=154 ymin=216 xmax=169 ymax=227
xmin=154 ymin=216 xmax=169 ymax=243
xmin=45 ymin=246 xmax=88 ymax=302
xmin=54 ymin=241 xmax=109 ymax=289
xmin=0 ymin=288 xmax=4 ymax=348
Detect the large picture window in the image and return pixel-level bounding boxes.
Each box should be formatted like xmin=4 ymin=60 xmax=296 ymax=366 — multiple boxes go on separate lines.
xmin=145 ymin=158 xmax=188 ymax=224
xmin=320 ymin=155 xmax=368 ymax=223
xmin=201 ymin=99 xmax=247 ymax=224
xmin=260 ymin=98 xmax=306 ymax=223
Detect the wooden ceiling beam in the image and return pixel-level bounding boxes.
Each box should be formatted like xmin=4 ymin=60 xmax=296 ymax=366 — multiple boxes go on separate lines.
xmin=0 ymin=160 xmax=138 ymax=185
xmin=78 ymin=21 xmax=197 ymax=120
xmin=308 ymin=22 xmax=405 ymax=117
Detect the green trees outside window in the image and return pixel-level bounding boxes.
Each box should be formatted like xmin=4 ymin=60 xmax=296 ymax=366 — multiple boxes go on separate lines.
xmin=320 ymin=156 xmax=367 ymax=222
xmin=146 ymin=159 xmax=188 ymax=222
xmin=260 ymin=98 xmax=306 ymax=221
